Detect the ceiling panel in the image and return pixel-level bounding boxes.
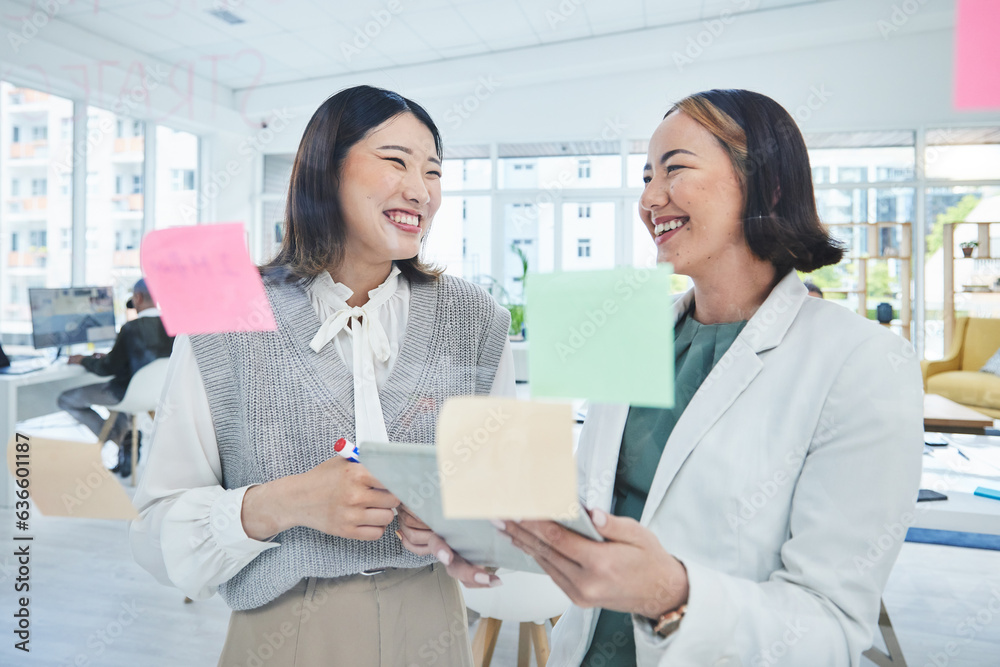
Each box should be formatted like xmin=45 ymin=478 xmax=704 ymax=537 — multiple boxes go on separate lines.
xmin=43 ymin=0 xmax=142 ymax=17
xmin=225 ymin=1 xmax=322 ymax=33
xmin=516 ymin=0 xmax=592 ymax=42
xmin=191 ymin=6 xmax=291 ymax=40
xmin=294 ymin=62 xmax=353 ymax=81
xmin=318 ymin=1 xmax=416 ymax=28
xmin=15 ymin=0 xmax=840 ymax=90
xmin=583 ymin=0 xmax=648 ymax=33
xmin=401 ymin=7 xmax=482 ymax=51
xmin=248 ymin=32 xmax=334 ymax=71
xmin=453 ymin=2 xmax=538 ymax=51
xmin=330 ymin=44 xmax=399 ymax=73
xmin=644 ymin=0 xmax=704 ymax=26
xmin=63 ymin=10 xmax=183 ymax=54
xmin=113 ymin=3 xmax=234 ymax=48
xmin=356 ymin=16 xmax=439 ymax=63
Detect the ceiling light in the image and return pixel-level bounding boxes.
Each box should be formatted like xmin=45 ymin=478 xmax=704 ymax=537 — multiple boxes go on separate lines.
xmin=206 ymin=8 xmax=246 ymax=25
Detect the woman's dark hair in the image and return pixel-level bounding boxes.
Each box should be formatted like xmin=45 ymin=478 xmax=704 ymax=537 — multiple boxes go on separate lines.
xmin=666 ymin=89 xmax=843 ymax=275
xmin=262 ymin=85 xmax=444 ymax=283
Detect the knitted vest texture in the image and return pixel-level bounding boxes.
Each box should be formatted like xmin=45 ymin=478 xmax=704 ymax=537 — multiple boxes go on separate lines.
xmin=189 ymin=272 xmax=510 ymax=610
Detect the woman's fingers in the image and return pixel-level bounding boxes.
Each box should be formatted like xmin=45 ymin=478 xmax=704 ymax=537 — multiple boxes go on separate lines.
xmin=397 ymin=515 xmax=435 ymax=553
xmin=348 ymin=524 xmax=392 ymax=541
xmin=396 ymin=527 xmax=434 ymax=555
xmin=355 ymin=465 xmax=401 ymax=507
xmin=500 ymin=520 xmax=585 ymax=571
xmin=427 ymin=533 xmax=501 ymax=589
xmin=356 ymin=507 xmax=396 ymax=530
xmin=400 ymin=524 xmax=433 ymax=544
xmin=396 ymin=506 xmax=435 ymax=554
xmin=397 ymin=506 xmax=431 ymax=530
xmin=363 ymin=487 xmax=401 ymax=509
xmin=497 ymin=519 xmax=601 ymax=605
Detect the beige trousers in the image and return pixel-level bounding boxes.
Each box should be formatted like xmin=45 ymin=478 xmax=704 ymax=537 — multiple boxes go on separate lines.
xmin=216 ymin=564 xmax=473 ymax=667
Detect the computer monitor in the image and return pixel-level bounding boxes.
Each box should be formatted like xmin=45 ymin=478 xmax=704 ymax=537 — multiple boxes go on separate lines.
xmin=28 ymin=286 xmax=117 ymax=350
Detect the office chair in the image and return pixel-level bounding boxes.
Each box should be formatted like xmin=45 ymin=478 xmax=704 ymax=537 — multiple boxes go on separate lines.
xmin=463 ymin=570 xmax=570 ymax=667
xmin=96 ymin=358 xmax=170 ymax=486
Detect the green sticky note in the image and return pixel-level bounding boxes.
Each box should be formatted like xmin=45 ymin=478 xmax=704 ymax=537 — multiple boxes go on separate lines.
xmin=525 ymin=266 xmax=675 ymax=408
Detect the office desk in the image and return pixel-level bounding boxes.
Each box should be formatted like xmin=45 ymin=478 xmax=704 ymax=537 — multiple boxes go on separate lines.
xmin=910 ymin=489 xmax=1000 ymax=534
xmin=923 ymin=394 xmax=994 ymax=435
xmin=0 ymin=362 xmax=98 ymax=508
xmin=915 ymin=435 xmax=1000 ymax=536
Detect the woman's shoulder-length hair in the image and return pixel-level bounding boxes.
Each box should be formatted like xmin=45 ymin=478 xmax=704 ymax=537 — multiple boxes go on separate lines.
xmin=667 ymin=89 xmax=844 ymax=276
xmin=261 ymin=85 xmax=444 ymax=285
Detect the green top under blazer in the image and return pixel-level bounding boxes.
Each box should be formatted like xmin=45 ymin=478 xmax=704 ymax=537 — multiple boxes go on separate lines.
xmin=582 ymin=309 xmax=747 ymax=667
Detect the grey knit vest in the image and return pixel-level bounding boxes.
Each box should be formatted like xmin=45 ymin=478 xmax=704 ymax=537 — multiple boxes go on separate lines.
xmin=189 ymin=271 xmax=510 ymax=611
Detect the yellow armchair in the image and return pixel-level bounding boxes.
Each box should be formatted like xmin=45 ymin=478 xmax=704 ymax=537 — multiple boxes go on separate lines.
xmin=922 ymin=317 xmax=1000 ymax=418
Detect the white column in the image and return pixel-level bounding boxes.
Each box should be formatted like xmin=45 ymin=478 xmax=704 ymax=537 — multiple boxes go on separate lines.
xmin=71 ymin=102 xmax=87 ymax=286
xmin=142 ymin=121 xmax=156 ymax=235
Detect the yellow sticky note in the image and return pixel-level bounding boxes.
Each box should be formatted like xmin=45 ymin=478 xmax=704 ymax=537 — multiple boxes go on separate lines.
xmin=7 ymin=435 xmax=138 ymax=520
xmin=436 ymin=397 xmax=577 ymax=520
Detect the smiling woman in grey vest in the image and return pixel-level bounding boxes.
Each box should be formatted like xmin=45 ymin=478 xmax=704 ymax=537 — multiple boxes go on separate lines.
xmin=130 ymin=86 xmax=512 ymax=666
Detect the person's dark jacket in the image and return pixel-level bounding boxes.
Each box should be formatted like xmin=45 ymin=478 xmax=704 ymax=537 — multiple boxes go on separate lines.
xmin=81 ymin=314 xmax=174 ymax=399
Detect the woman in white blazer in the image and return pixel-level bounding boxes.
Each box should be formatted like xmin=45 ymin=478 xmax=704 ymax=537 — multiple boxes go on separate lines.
xmin=440 ymin=89 xmax=924 ymax=666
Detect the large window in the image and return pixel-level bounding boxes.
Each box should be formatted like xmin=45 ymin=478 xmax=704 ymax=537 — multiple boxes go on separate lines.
xmin=254 ymin=129 xmax=1000 ymax=357
xmin=425 ymin=149 xmax=494 ymax=289
xmin=801 ymin=132 xmax=917 ymax=340
xmin=0 ymin=78 xmax=204 ymax=346
xmin=560 ymin=201 xmax=615 ymax=272
xmin=260 ymin=154 xmax=295 ymax=262
xmin=0 ymin=83 xmax=73 ymax=345
xmin=155 ymin=126 xmax=199 ymax=227
xmin=925 ymin=184 xmax=1000 ymax=359
xmin=85 ymin=106 xmax=144 ymax=307
xmin=922 ymin=128 xmax=1000 ymax=359
xmin=440 ymin=152 xmax=491 ymax=191
xmin=498 ymin=155 xmax=621 ymax=189
xmin=423 ymin=195 xmax=492 ymax=282
xmin=503 ymin=200 xmax=554 ymax=302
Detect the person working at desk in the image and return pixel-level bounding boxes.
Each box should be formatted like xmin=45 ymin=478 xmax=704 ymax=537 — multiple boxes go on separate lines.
xmin=57 ymin=278 xmax=174 ymax=475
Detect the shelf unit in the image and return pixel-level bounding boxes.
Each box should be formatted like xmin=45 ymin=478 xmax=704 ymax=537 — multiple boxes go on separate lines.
xmin=824 ymin=221 xmax=912 ymax=340
xmin=943 ymin=221 xmax=1000 ymax=349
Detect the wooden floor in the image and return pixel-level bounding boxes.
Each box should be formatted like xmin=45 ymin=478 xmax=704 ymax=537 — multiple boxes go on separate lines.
xmin=2 ymin=417 xmax=999 ymax=666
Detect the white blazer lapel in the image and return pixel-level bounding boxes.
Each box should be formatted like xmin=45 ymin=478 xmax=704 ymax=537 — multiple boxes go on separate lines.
xmin=638 ymin=272 xmax=808 ymax=526
xmin=639 ymin=338 xmax=762 ymax=525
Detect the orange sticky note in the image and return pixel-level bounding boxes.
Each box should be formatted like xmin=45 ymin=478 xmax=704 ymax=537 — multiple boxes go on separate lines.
xmin=140 ymin=223 xmax=276 ymax=335
xmin=6 ymin=435 xmax=138 ymax=520
xmin=954 ymin=0 xmax=1000 ymax=110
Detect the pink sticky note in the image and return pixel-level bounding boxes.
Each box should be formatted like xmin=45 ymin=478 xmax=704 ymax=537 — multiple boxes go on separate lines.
xmin=140 ymin=223 xmax=277 ymax=335
xmin=954 ymin=0 xmax=1000 ymax=110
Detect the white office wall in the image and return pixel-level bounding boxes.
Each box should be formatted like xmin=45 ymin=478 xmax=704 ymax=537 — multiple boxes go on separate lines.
xmin=243 ymin=26 xmax=990 ymax=154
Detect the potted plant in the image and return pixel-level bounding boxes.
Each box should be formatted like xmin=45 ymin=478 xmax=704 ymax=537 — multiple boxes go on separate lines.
xmin=474 ymin=244 xmax=528 ymax=339
xmin=960 ymin=240 xmax=978 ymax=258
xmin=507 ymin=242 xmax=529 ymax=338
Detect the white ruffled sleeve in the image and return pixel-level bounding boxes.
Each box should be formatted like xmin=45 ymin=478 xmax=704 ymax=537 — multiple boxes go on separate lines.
xmin=129 ymin=335 xmax=278 ymax=601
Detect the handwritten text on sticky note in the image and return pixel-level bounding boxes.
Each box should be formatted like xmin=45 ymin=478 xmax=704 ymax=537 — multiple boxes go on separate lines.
xmin=140 ymin=223 xmax=276 ymax=335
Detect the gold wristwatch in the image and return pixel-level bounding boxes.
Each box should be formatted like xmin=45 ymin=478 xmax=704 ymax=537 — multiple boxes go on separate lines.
xmin=651 ymin=604 xmax=687 ymax=637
